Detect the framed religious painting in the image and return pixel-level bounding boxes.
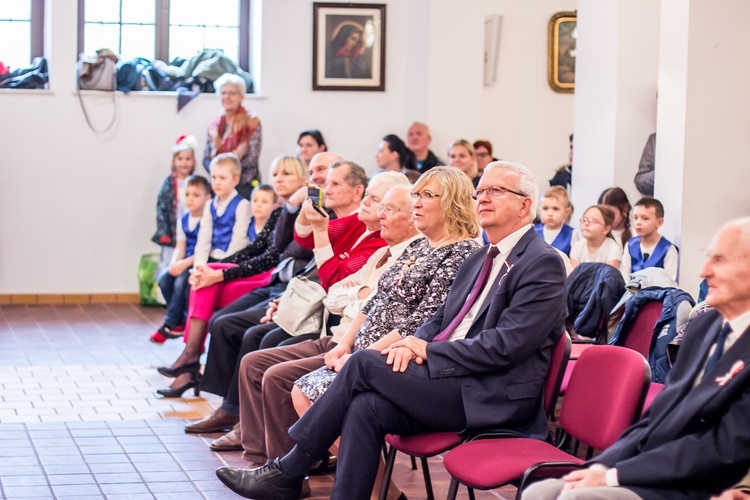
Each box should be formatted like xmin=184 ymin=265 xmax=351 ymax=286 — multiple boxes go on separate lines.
xmin=312 ymin=3 xmax=386 ymax=91
xmin=548 ymin=11 xmax=577 ymax=93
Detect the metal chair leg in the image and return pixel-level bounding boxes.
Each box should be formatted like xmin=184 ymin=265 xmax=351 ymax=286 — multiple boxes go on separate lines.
xmin=447 ymin=478 xmax=460 ymax=500
xmin=378 ymin=445 xmax=398 ymax=500
xmin=420 ymin=457 xmax=435 ymax=500
xmin=411 ymin=455 xmax=418 ymax=470
xmin=468 ymin=487 xmax=476 ymax=500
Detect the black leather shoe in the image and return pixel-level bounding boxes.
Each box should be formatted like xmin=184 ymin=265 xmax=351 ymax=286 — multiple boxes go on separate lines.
xmin=215 ymin=459 xmax=304 ymax=499
xmin=157 ymin=360 xmax=200 ymax=378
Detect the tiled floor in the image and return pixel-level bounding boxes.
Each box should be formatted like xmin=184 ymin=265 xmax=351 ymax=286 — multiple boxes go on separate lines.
xmin=0 ymin=304 xmax=513 ymax=499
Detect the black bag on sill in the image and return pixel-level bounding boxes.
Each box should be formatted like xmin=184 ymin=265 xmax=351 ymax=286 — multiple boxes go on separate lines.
xmin=0 ymin=57 xmax=48 ymax=89
xmin=141 ymin=65 xmax=175 ymax=91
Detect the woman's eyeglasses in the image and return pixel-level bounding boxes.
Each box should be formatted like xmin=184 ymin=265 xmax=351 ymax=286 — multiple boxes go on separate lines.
xmin=411 ymin=191 xmax=441 ymax=202
xmin=579 ymin=217 xmax=603 ymax=226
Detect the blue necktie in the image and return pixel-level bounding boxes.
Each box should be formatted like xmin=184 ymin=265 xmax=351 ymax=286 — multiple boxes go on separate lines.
xmin=702 ymin=323 xmax=733 ymax=381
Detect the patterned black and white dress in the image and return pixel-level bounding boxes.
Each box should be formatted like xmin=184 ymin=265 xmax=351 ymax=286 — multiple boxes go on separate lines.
xmin=294 ymin=237 xmax=480 ymax=402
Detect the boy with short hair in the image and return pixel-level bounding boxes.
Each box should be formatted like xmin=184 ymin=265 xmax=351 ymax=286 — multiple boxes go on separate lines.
xmin=535 ymin=186 xmax=575 ymax=256
xmin=152 ymin=175 xmax=212 ymax=344
xmin=193 ymin=153 xmax=253 ymax=266
xmin=247 ymin=184 xmax=277 ymax=242
xmin=620 ymin=197 xmax=678 ymax=281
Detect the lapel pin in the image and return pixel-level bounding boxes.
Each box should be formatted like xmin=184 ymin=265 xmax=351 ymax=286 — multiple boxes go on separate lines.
xmin=498 ymin=260 xmax=514 ymax=286
xmin=716 ymin=360 xmax=745 ymax=386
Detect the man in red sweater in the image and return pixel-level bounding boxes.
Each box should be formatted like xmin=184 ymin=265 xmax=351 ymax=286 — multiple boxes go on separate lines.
xmin=293 ymin=161 xmax=395 ymax=289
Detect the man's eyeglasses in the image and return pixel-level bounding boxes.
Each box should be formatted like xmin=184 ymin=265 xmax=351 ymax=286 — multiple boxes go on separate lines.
xmin=475 ymin=152 xmax=490 ymax=158
xmin=377 ymin=204 xmax=412 ymax=216
xmin=472 ymin=185 xmax=527 ymax=200
xmin=411 ymin=190 xmax=441 ymax=202
xmin=579 ymin=217 xmax=603 ymax=226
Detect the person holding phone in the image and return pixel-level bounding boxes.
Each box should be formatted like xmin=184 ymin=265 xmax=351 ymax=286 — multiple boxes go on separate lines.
xmin=307 ymin=186 xmax=327 ymax=217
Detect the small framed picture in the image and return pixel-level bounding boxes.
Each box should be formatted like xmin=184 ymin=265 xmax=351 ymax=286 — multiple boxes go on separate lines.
xmin=548 ymin=11 xmax=577 ymax=94
xmin=312 ymin=2 xmax=386 ymax=91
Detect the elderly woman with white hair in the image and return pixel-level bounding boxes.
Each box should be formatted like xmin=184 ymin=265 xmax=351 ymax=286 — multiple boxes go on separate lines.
xmin=204 ymin=73 xmax=262 ymax=199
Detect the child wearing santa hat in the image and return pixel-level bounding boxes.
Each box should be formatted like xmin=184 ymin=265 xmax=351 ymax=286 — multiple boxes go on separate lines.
xmin=150 ymin=135 xmax=201 ymax=341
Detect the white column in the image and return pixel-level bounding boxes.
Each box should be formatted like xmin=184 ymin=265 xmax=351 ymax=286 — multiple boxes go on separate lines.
xmin=572 ymin=0 xmax=660 ymax=215
xmin=658 ymin=0 xmax=750 ymax=296
xmin=45 ymin=0 xmax=78 ymax=93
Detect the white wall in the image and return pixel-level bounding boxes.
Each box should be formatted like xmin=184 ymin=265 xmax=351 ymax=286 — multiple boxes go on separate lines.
xmin=572 ymin=0 xmax=661 ymax=216
xmin=0 ymin=0 xmax=577 ymax=294
xmin=660 ymin=0 xmax=750 ymax=296
xmin=480 ymin=0 xmax=577 ymax=191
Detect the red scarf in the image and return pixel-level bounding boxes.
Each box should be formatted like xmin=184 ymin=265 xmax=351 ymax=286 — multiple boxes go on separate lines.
xmin=210 ymin=106 xmax=259 ymax=154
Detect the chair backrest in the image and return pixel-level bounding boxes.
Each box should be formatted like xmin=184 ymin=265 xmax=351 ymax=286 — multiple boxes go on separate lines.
xmin=620 ymin=300 xmax=664 ymax=358
xmin=543 ymin=331 xmax=571 ymax=417
xmin=560 ymin=345 xmax=651 ymax=451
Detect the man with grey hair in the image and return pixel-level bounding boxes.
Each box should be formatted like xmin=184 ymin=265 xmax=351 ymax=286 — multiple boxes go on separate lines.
xmin=408 ymin=121 xmax=444 ymax=173
xmin=216 ymin=161 xmax=568 ymax=499
xmin=521 ymin=217 xmax=750 ymax=500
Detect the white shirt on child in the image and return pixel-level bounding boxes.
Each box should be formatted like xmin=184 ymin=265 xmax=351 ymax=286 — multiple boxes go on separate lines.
xmin=192 ymin=189 xmax=252 ymax=266
xmin=620 ymin=240 xmax=679 ymax=282
xmin=570 ymin=237 xmax=622 ymax=265
xmin=542 ymin=227 xmax=561 ymax=245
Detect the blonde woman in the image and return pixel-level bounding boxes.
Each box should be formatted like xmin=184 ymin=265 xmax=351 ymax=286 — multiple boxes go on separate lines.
xmin=448 ymin=139 xmax=480 ymax=187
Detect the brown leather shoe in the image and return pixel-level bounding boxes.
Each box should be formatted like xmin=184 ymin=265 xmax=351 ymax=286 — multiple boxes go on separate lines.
xmin=210 ymin=423 xmax=243 ymax=451
xmin=185 ymin=407 xmax=239 ymax=434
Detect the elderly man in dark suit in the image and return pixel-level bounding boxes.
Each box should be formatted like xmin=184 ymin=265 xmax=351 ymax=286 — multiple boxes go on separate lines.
xmin=523 ymin=217 xmax=750 ymax=500
xmin=215 ymin=161 xmax=568 ymax=499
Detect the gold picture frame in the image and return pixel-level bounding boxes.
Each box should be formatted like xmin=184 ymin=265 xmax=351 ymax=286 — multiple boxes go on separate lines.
xmin=548 ymin=11 xmax=577 ymax=94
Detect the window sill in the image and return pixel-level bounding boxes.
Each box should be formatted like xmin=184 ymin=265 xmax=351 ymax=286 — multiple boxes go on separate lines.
xmin=72 ymin=89 xmax=265 ymax=99
xmin=0 ymin=88 xmax=53 ymax=95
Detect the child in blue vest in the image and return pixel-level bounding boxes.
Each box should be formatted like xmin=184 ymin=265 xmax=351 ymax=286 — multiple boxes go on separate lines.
xmin=535 ymin=186 xmax=575 ymax=256
xmin=152 ymin=176 xmax=212 ymax=344
xmin=192 ymin=153 xmax=252 ymax=266
xmin=247 ymin=184 xmax=277 ymax=242
xmin=621 ymin=197 xmax=678 ymax=281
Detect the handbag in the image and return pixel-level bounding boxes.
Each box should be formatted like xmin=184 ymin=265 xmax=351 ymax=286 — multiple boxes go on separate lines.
xmin=78 ymin=49 xmax=118 ymax=90
xmin=273 ymin=275 xmax=327 ymax=336
xmin=76 ymin=49 xmax=118 ymax=133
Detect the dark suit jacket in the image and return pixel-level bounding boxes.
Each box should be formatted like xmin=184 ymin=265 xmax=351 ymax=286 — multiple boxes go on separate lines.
xmin=417 ymin=149 xmax=444 ymax=173
xmin=594 ymin=309 xmax=750 ymax=499
xmin=415 ymin=228 xmax=567 ymax=439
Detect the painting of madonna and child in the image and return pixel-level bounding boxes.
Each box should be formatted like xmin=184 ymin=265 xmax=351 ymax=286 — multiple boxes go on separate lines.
xmin=313 ymin=3 xmax=386 ymax=91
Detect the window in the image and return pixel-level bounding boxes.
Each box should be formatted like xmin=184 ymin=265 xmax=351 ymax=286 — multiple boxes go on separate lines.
xmin=77 ymin=0 xmax=250 ymax=71
xmin=0 ymin=0 xmax=44 ymax=71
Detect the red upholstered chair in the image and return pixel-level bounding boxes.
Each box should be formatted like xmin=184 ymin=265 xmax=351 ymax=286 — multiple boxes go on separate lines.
xmin=443 ymin=345 xmax=651 ymax=500
xmin=618 ymin=300 xmax=664 ymax=358
xmin=642 ymin=381 xmax=665 ymax=415
xmin=560 ymin=300 xmax=663 ymax=395
xmin=378 ymin=332 xmax=571 ymax=500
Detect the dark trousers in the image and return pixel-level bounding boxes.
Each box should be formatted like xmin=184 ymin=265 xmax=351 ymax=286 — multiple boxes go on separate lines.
xmin=158 ymin=268 xmax=190 ymax=328
xmin=201 ymin=282 xmax=320 ymax=410
xmin=201 ymin=283 xmax=286 ymax=401
xmin=288 ymin=349 xmax=467 ymax=500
